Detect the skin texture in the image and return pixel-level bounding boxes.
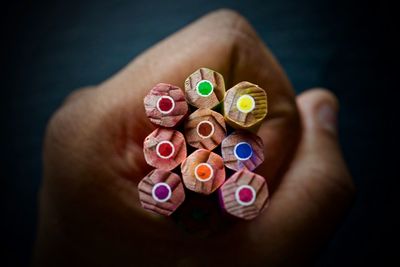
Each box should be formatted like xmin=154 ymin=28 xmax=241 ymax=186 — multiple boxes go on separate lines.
xmin=34 ymin=9 xmax=355 ymax=267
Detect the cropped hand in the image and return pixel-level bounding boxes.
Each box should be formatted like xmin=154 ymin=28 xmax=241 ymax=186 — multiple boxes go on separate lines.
xmin=34 ymin=9 xmax=354 ymax=266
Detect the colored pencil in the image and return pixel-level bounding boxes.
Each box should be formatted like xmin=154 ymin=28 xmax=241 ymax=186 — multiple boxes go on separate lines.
xmin=184 ymin=108 xmax=227 ymax=150
xmin=140 ymin=68 xmax=270 ymax=220
xmin=181 ymin=149 xmax=226 ymax=195
xmin=143 ymin=128 xmax=186 ymax=171
xmin=219 ymin=168 xmax=269 ymax=220
xmin=184 ymin=68 xmax=225 ymax=109
xmin=144 ymin=83 xmax=189 ymax=128
xmin=223 ymin=81 xmax=268 ymax=130
xmin=138 ymin=169 xmax=185 ymax=216
xmin=221 ymin=131 xmax=264 ymax=171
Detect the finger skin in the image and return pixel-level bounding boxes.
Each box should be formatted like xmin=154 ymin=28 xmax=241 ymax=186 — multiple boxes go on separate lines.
xmin=243 ymin=89 xmax=355 ymax=265
xmin=96 ymin=7 xmax=299 ymax=182
xmin=35 ymin=9 xmax=308 ymax=266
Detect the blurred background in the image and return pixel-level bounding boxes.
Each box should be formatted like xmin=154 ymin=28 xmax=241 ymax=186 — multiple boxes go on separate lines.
xmin=1 ymin=0 xmax=397 ymax=266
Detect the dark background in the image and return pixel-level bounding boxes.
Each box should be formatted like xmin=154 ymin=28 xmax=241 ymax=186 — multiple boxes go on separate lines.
xmin=2 ymin=0 xmax=397 ymax=266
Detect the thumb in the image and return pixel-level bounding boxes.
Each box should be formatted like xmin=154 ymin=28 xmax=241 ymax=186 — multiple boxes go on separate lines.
xmin=267 ymin=88 xmax=355 ymax=220
xmin=270 ymin=88 xmax=355 ymax=212
xmin=252 ymin=89 xmax=355 ymax=265
xmin=286 ymin=88 xmax=355 ymax=204
xmin=273 ymin=88 xmax=355 ymax=220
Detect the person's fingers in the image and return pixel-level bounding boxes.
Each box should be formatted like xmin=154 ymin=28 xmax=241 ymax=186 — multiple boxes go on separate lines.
xmin=82 ymin=8 xmax=299 ymax=183
xmin=41 ymin=10 xmax=299 ymax=231
xmin=246 ymin=89 xmax=355 ymax=265
xmin=42 ymin=7 xmax=300 ymax=230
xmin=278 ymin=88 xmax=355 ymax=207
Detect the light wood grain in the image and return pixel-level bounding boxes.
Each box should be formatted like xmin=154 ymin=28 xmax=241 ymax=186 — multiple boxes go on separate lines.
xmin=138 ymin=169 xmax=185 ymax=216
xmin=143 ymin=128 xmax=186 ymax=170
xmin=184 ymin=108 xmax=226 ymax=150
xmin=223 ymin=81 xmax=268 ymax=130
xmin=144 ymin=83 xmax=189 ymax=127
xmin=181 ymin=149 xmax=226 ymax=195
xmin=184 ymin=68 xmax=225 ymax=109
xmin=221 ymin=131 xmax=264 ymax=171
xmin=220 ymin=168 xmax=269 ymax=220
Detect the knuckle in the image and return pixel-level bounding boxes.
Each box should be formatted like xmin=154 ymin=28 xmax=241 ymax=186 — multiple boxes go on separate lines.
xmin=205 ymin=8 xmax=257 ymax=41
xmin=298 ymin=88 xmax=339 ymax=113
xmin=63 ymin=86 xmax=96 ymax=105
xmin=44 ymin=86 xmax=97 ymax=150
xmin=309 ymin=88 xmax=338 ymax=101
xmin=211 ymin=8 xmax=245 ymax=22
xmin=198 ymin=9 xmax=263 ymax=71
xmin=44 ymin=104 xmax=72 ymax=150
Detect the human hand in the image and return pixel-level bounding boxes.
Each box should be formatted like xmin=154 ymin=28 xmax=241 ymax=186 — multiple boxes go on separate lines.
xmin=34 ymin=9 xmax=354 ymax=266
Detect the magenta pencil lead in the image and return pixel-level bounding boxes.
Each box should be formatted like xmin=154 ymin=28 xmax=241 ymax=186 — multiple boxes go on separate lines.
xmin=220 ymin=168 xmax=269 ymax=220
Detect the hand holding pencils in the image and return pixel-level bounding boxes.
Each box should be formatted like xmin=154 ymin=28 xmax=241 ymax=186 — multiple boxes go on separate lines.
xmin=37 ymin=10 xmax=354 ymax=266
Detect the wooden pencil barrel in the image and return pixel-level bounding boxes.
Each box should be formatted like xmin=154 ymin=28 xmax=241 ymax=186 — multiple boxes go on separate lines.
xmin=181 ymin=149 xmax=226 ymax=195
xmin=144 ymin=83 xmax=189 ymax=128
xmin=184 ymin=108 xmax=227 ymax=150
xmin=219 ymin=168 xmax=269 ymax=220
xmin=143 ymin=128 xmax=186 ymax=171
xmin=223 ymin=81 xmax=268 ymax=130
xmin=221 ymin=131 xmax=264 ymax=171
xmin=184 ymin=68 xmax=225 ymax=109
xmin=138 ymin=169 xmax=185 ymax=216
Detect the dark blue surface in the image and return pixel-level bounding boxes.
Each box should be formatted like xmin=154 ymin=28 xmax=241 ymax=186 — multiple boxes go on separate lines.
xmin=235 ymin=142 xmax=253 ymax=160
xmin=2 ymin=0 xmax=397 ymax=266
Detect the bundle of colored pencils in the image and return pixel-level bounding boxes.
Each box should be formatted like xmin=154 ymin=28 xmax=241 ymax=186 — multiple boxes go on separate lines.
xmin=138 ymin=68 xmax=269 ymax=220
